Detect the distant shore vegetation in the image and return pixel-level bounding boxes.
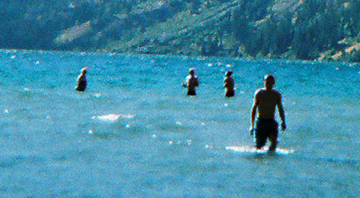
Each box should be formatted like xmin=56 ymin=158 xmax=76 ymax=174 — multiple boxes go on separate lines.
xmin=1 ymin=0 xmax=360 ymax=62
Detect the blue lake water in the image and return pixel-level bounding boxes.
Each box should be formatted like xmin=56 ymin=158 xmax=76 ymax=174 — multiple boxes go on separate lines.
xmin=0 ymin=50 xmax=359 ymax=197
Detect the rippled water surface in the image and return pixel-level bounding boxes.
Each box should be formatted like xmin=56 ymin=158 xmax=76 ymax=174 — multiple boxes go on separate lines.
xmin=0 ymin=50 xmax=359 ymax=197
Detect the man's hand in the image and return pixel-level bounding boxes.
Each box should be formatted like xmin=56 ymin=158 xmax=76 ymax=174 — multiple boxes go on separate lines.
xmin=249 ymin=127 xmax=254 ymax=136
xmin=280 ymin=122 xmax=286 ymax=131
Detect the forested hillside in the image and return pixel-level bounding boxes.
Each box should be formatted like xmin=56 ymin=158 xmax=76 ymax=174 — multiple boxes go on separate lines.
xmin=1 ymin=0 xmax=360 ymax=62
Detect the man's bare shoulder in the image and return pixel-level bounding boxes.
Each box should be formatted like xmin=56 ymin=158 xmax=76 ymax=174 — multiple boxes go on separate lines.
xmin=255 ymin=88 xmax=266 ymax=95
xmin=271 ymin=89 xmax=281 ymax=97
xmin=187 ymin=75 xmax=198 ymax=80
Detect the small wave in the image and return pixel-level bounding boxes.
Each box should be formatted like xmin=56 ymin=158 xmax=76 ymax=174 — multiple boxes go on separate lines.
xmin=226 ymin=145 xmax=295 ymax=155
xmin=92 ymin=114 xmax=134 ymax=122
xmin=0 ymin=154 xmax=44 ymax=168
xmin=87 ymin=124 xmax=149 ymax=139
xmin=86 ymin=114 xmax=149 ymax=139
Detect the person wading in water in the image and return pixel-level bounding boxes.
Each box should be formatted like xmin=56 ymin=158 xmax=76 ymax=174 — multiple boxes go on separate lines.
xmin=249 ymin=74 xmax=286 ymax=152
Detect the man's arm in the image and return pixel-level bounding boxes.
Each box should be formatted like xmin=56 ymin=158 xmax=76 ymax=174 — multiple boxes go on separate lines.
xmin=277 ymin=94 xmax=286 ymax=130
xmin=194 ymin=77 xmax=199 ymax=87
xmin=249 ymin=96 xmax=258 ymax=135
xmin=182 ymin=76 xmax=189 ymax=87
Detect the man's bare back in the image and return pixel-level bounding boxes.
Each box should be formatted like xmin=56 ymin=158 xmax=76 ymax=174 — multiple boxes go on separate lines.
xmin=223 ymin=71 xmax=235 ymax=97
xmin=183 ymin=68 xmax=199 ymax=96
xmin=75 ymin=67 xmax=87 ymax=92
xmin=186 ymin=75 xmax=198 ymax=92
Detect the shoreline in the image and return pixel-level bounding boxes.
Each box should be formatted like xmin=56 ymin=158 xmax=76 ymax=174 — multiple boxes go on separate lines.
xmin=1 ymin=48 xmax=358 ymax=66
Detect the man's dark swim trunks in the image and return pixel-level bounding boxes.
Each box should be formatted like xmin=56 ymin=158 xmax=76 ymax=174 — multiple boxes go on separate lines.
xmin=225 ymin=90 xmax=235 ymax=97
xmin=255 ymin=118 xmax=278 ymax=149
xmin=76 ymin=81 xmax=87 ymax=92
xmin=187 ymin=90 xmax=196 ymax=96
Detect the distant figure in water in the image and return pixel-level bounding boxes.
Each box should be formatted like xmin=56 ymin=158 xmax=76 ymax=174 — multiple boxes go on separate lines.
xmin=223 ymin=71 xmax=235 ymax=97
xmin=249 ymin=74 xmax=286 ymax=152
xmin=182 ymin=68 xmax=199 ymax=96
xmin=75 ymin=67 xmax=87 ymax=92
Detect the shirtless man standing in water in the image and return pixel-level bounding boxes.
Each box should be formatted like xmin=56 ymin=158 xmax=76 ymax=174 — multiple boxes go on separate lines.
xmin=183 ymin=68 xmax=199 ymax=96
xmin=249 ymin=75 xmax=286 ymax=152
xmin=75 ymin=67 xmax=87 ymax=92
xmin=223 ymin=71 xmax=235 ymax=97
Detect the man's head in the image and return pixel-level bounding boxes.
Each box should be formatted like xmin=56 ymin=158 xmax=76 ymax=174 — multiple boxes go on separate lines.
xmin=264 ymin=74 xmax=275 ymax=90
xmin=189 ymin=68 xmax=195 ymax=75
xmin=225 ymin=71 xmax=233 ymax=77
xmin=81 ymin=67 xmax=88 ymax=74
